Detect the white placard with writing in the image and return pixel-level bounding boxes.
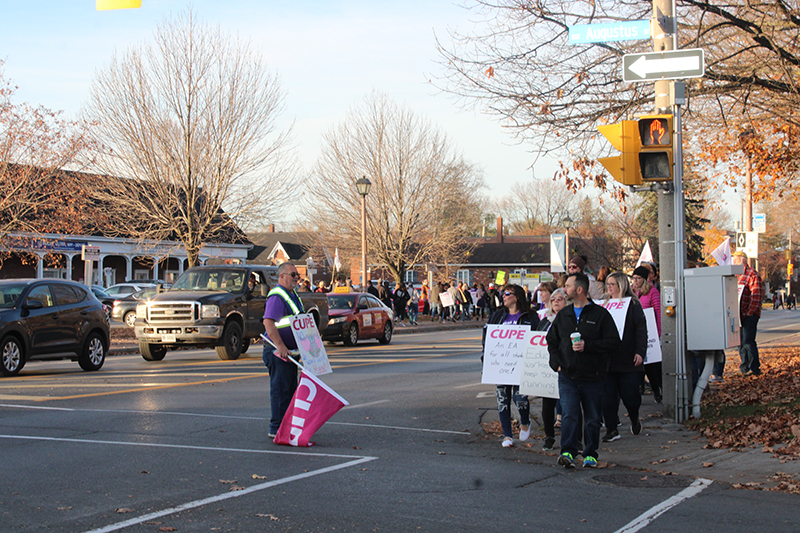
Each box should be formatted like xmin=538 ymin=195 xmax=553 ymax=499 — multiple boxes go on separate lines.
xmin=440 ymin=291 xmax=454 ymax=307
xmin=291 ymin=313 xmax=332 ymax=375
xmin=519 ymin=332 xmax=559 ymax=399
xmin=481 ymin=324 xmax=530 ymax=385
xmin=601 ymin=297 xmax=631 ymax=340
xmin=643 ymin=307 xmax=662 ymax=364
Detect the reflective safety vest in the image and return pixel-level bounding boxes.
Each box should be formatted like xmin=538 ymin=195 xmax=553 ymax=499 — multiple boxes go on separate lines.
xmin=268 ymin=285 xmax=305 ymax=328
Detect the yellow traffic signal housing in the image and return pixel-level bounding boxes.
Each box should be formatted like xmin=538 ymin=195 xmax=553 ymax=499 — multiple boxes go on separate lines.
xmin=788 ymin=263 xmax=794 ymax=277
xmin=638 ymin=114 xmax=674 ymax=181
xmin=597 ymin=121 xmax=642 ymax=186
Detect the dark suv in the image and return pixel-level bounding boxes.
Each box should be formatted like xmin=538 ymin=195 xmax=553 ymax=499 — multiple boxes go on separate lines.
xmin=0 ymin=279 xmax=110 ymax=377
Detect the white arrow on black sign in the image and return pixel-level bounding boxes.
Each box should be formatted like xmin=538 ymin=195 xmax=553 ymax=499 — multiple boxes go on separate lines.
xmin=622 ymin=49 xmax=704 ymax=82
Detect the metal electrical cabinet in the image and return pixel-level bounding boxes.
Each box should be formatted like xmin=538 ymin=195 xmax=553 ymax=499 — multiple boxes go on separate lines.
xmin=683 ymin=264 xmax=744 ymax=350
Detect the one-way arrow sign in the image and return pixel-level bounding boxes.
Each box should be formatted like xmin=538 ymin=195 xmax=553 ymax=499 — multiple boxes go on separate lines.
xmin=622 ymin=49 xmax=704 ymax=82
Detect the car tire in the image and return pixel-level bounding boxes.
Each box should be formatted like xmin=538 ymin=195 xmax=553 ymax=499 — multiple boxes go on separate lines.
xmin=1 ymin=335 xmax=25 ymax=377
xmin=343 ymin=322 xmax=359 ymax=346
xmin=241 ymin=337 xmax=251 ymax=354
xmin=216 ymin=321 xmax=243 ymax=360
xmin=78 ymin=332 xmax=106 ymax=371
xmin=378 ymin=321 xmax=393 ymax=345
xmin=139 ymin=341 xmax=167 ymax=361
xmin=123 ymin=311 xmax=136 ymax=328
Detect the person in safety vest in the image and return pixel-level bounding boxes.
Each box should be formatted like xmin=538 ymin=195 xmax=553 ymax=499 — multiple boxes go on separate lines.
xmin=263 ymin=262 xmax=305 ymax=438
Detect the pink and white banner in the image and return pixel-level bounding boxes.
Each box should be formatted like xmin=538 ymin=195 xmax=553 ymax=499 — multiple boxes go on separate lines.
xmin=274 ymin=371 xmax=349 ymax=447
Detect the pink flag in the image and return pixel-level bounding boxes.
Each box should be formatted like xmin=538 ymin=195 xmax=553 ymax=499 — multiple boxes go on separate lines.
xmin=274 ymin=371 xmax=349 ymax=447
xmin=710 ymin=237 xmax=732 ymax=266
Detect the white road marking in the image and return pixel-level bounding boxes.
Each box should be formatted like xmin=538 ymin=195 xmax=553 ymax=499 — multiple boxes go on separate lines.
xmin=613 ymin=478 xmax=713 ymax=533
xmin=328 ymin=421 xmax=470 ymax=435
xmin=0 ymin=434 xmax=377 ymax=533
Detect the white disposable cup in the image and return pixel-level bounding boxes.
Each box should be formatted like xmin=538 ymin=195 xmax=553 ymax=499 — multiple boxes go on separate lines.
xmin=570 ymin=332 xmax=581 ymax=345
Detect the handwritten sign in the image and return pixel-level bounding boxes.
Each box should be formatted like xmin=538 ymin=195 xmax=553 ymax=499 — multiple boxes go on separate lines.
xmin=601 ymin=297 xmax=631 ymax=339
xmin=519 ymin=332 xmax=559 ymax=398
xmin=440 ymin=291 xmax=454 ymax=307
xmin=481 ymin=324 xmax=529 ymax=385
xmin=643 ymin=307 xmax=662 ymax=364
xmin=291 ymin=313 xmax=332 ymax=375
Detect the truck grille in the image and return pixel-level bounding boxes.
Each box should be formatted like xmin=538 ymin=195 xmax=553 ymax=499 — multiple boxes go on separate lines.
xmin=147 ymin=302 xmax=198 ymax=323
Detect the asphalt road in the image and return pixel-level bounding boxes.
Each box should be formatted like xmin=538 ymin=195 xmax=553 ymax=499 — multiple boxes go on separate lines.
xmin=1 ymin=329 xmax=798 ymax=532
xmin=756 ymin=307 xmax=800 ymax=344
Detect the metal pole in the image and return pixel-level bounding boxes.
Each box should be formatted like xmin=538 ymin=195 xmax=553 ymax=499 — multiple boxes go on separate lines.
xmin=361 ymin=194 xmax=367 ymax=289
xmin=673 ymin=95 xmax=688 ymax=422
xmin=565 ymin=229 xmax=570 ymax=267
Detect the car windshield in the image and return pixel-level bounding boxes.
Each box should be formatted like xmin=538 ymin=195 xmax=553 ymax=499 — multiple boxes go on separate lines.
xmin=328 ymin=295 xmax=356 ymax=310
xmin=0 ymin=284 xmax=26 ymax=308
xmin=170 ymin=269 xmax=246 ymax=293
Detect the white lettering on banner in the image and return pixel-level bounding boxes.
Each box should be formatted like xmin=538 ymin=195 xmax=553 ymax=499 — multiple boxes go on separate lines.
xmin=601 ymin=297 xmax=631 ymax=339
xmin=291 ymin=313 xmax=332 ymax=376
xmin=482 ymin=324 xmax=531 ymax=385
xmin=519 ymin=334 xmax=559 ymax=398
xmin=289 ymin=376 xmax=317 ymax=446
xmin=643 ymin=307 xmax=662 ymax=364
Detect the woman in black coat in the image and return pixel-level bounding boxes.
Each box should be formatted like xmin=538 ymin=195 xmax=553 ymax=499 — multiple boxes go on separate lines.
xmin=482 ymin=284 xmax=540 ymax=447
xmin=601 ymin=271 xmax=647 ymax=442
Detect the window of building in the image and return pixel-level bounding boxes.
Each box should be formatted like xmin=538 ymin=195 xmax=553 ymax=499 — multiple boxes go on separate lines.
xmin=456 ymin=269 xmax=472 ymax=285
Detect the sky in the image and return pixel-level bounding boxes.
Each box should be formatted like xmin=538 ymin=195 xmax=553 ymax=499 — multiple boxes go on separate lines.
xmin=0 ymin=0 xmax=563 ymax=228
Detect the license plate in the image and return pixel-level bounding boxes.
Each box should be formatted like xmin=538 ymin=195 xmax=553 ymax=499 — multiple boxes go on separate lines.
xmin=161 ymin=334 xmax=177 ymax=343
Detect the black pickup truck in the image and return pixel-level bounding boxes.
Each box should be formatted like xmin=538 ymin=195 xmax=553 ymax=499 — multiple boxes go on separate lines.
xmin=133 ymin=265 xmax=328 ymax=361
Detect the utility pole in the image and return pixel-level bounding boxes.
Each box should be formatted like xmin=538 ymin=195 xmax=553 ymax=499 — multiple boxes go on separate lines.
xmin=652 ymin=0 xmax=688 ymax=421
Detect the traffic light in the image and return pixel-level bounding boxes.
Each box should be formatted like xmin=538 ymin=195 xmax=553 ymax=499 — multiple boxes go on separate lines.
xmin=788 ymin=263 xmax=794 ymax=277
xmin=597 ymin=120 xmax=642 ymax=186
xmin=638 ymin=115 xmax=674 ymax=181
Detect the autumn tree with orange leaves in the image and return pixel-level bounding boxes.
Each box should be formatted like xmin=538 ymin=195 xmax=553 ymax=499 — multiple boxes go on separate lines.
xmin=436 ymin=0 xmax=799 ymax=200
xmin=0 ymin=63 xmax=97 ymax=256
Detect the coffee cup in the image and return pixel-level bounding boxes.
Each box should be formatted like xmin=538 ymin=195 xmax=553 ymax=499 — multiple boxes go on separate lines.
xmin=570 ymin=332 xmax=581 ymax=346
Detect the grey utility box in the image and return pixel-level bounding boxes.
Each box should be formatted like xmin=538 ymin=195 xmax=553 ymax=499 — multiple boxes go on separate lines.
xmin=684 ymin=264 xmax=744 ymax=350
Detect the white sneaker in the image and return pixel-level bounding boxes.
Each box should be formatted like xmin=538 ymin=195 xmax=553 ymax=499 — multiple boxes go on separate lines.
xmin=519 ymin=425 xmax=530 ymax=442
xmin=502 ymin=437 xmax=514 ymax=448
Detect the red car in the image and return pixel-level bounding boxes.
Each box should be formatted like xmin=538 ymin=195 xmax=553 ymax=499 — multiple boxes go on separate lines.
xmin=322 ymin=292 xmax=394 ymax=346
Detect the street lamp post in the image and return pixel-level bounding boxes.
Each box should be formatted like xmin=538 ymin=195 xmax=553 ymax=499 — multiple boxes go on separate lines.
xmin=562 ymin=214 xmax=573 ymax=267
xmin=356 ymin=176 xmax=372 ymax=290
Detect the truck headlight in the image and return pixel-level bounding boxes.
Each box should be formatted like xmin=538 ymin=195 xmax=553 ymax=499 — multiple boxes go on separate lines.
xmin=201 ymin=305 xmax=220 ymax=319
xmin=136 ymin=304 xmax=147 ymax=318
xmin=328 ymin=317 xmax=348 ymax=325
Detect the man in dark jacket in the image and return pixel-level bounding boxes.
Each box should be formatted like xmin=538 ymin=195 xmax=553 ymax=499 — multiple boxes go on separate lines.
xmin=547 ymin=272 xmax=620 ymax=469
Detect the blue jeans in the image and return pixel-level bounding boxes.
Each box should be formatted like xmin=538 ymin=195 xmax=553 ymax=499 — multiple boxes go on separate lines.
xmin=496 ymin=385 xmax=530 ymax=439
xmin=263 ymin=345 xmax=299 ymax=434
xmin=408 ymin=304 xmax=418 ymax=323
xmin=559 ymin=374 xmax=604 ymax=459
xmin=602 ymin=371 xmax=642 ymax=429
xmin=430 ymin=302 xmax=440 ymax=319
xmin=739 ymin=315 xmax=761 ymax=374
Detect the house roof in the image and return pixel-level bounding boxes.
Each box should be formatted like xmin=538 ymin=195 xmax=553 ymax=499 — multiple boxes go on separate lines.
xmin=248 ymin=232 xmax=319 ymax=264
xmin=462 ymin=238 xmax=550 ymax=266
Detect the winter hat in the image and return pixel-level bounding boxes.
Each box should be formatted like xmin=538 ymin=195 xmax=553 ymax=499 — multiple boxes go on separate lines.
xmin=632 ymin=266 xmax=650 ymax=279
xmin=569 ymin=256 xmax=586 ymax=270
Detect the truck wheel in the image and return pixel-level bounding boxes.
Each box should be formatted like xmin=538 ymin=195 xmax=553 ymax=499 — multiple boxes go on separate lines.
xmin=216 ymin=321 xmax=243 ymax=360
xmin=78 ymin=332 xmax=106 ymax=371
xmin=378 ymin=321 xmax=393 ymax=345
xmin=1 ymin=335 xmax=25 ymax=377
xmin=343 ymin=322 xmax=359 ymax=346
xmin=241 ymin=337 xmax=251 ymax=354
xmin=123 ymin=311 xmax=136 ymax=328
xmin=139 ymin=341 xmax=167 ymax=361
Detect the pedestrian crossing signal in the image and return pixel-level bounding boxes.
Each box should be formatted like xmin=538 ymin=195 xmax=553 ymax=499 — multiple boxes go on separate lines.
xmin=637 ymin=115 xmax=673 ymax=181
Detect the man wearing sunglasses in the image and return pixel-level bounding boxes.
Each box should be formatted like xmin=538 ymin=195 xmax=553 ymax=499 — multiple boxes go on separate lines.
xmin=263 ymin=262 xmax=305 ymax=438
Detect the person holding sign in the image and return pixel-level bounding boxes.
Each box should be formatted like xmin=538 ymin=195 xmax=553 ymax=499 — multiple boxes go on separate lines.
xmin=547 ymin=273 xmax=619 ymax=468
xmin=262 ymin=262 xmax=305 ymax=439
xmin=632 ymin=265 xmax=663 ymax=403
xmin=536 ymin=287 xmax=568 ymax=451
xmin=483 ymin=284 xmax=540 ymax=447
xmin=601 ymin=272 xmax=647 ymax=442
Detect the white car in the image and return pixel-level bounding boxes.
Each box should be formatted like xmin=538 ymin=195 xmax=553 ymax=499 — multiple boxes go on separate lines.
xmin=104 ymin=283 xmax=157 ymax=298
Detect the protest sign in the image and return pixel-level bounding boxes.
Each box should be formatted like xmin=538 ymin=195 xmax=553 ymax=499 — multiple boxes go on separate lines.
xmin=481 ymin=324 xmax=529 ymax=385
xmin=291 ymin=313 xmax=332 ymax=376
xmin=600 ymin=297 xmax=631 ymax=340
xmin=440 ymin=291 xmax=454 ymax=307
xmin=643 ymin=307 xmax=662 ymax=364
xmin=519 ymin=332 xmax=559 ymax=398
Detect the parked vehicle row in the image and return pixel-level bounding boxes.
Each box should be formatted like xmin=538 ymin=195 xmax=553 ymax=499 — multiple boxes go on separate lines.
xmin=322 ymin=292 xmax=394 ymax=346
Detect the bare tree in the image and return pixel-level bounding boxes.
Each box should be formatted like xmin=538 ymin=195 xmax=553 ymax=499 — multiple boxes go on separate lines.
xmin=0 ymin=63 xmax=95 ymax=248
xmin=85 ymin=9 xmax=294 ymax=266
xmin=436 ymin=1 xmax=800 ymax=195
xmin=494 ymin=179 xmax=582 ymax=235
xmin=307 ymin=92 xmax=485 ymax=282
